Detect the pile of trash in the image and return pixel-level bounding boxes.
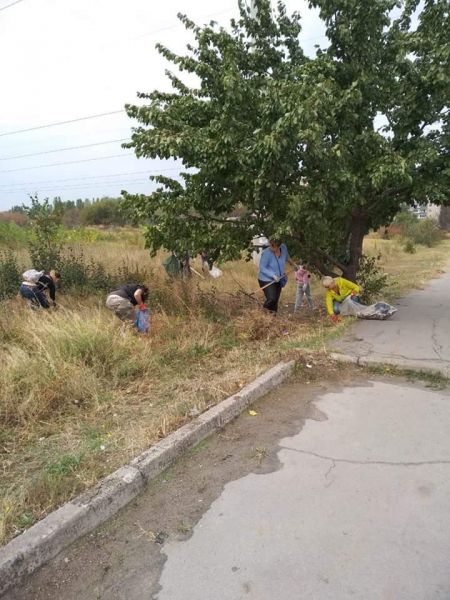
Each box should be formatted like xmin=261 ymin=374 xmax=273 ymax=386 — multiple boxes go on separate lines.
xmin=339 ymin=296 xmax=397 ymax=320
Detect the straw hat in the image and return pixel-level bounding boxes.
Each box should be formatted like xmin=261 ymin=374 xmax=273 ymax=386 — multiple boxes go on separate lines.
xmin=322 ymin=276 xmax=335 ymax=288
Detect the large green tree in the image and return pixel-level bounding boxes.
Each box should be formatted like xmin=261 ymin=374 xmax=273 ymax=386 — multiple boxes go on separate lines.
xmin=124 ymin=0 xmax=449 ymax=279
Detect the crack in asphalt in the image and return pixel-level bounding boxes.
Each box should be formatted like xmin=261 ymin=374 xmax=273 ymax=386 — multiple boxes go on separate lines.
xmin=280 ymin=446 xmax=450 ymax=467
xmin=324 ymin=461 xmax=337 ymax=488
xmin=431 ymin=318 xmax=444 ymax=360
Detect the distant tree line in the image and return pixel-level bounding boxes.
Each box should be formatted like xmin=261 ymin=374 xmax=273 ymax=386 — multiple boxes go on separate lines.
xmin=1 ymin=196 xmax=134 ymax=228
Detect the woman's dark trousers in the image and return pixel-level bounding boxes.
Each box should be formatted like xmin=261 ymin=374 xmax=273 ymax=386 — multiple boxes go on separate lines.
xmin=19 ymin=284 xmax=49 ymax=308
xmin=258 ymin=280 xmax=282 ymax=313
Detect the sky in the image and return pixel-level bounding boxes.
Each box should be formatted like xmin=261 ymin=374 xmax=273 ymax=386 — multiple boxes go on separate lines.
xmin=0 ymin=0 xmax=326 ymax=211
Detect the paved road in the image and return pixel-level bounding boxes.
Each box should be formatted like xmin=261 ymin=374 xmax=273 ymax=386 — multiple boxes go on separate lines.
xmin=332 ymin=271 xmax=450 ymax=375
xmin=7 ymin=374 xmax=450 ymax=600
xmin=156 ymin=380 xmax=450 ymax=600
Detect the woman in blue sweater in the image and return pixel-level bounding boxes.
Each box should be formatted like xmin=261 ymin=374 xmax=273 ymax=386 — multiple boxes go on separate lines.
xmin=258 ymin=238 xmax=297 ymax=313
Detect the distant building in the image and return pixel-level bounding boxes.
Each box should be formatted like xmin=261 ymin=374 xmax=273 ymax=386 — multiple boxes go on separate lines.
xmin=251 ymin=235 xmax=269 ymax=266
xmin=409 ymin=203 xmax=441 ymax=221
xmin=426 ymin=203 xmax=441 ymax=220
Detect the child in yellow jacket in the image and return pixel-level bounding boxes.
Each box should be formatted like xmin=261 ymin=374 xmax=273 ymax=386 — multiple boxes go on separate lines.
xmin=322 ymin=276 xmax=361 ymax=322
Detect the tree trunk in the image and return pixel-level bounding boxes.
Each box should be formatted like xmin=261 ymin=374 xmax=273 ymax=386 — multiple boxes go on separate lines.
xmin=439 ymin=206 xmax=450 ymax=230
xmin=341 ymin=208 xmax=368 ymax=282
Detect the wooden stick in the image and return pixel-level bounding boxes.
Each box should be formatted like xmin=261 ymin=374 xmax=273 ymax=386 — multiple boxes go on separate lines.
xmin=190 ymin=266 xmax=206 ymax=279
xmin=249 ymin=277 xmax=286 ymax=296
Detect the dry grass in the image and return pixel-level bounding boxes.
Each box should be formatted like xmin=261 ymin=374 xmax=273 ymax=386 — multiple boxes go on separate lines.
xmin=1 ymin=232 xmax=449 ymax=545
xmin=364 ymin=237 xmax=450 ymax=298
xmin=0 ymin=275 xmax=329 ymax=544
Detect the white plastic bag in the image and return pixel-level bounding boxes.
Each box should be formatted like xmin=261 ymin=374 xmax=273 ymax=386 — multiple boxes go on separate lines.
xmin=209 ymin=266 xmax=223 ymax=279
xmin=340 ymin=296 xmax=397 ymax=320
xmin=22 ymin=269 xmax=44 ymax=284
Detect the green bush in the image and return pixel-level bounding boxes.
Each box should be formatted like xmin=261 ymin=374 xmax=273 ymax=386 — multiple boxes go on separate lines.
xmin=25 ymin=197 xmax=62 ymax=271
xmin=59 ymin=250 xmax=114 ymax=295
xmin=0 ymin=251 xmax=21 ymax=300
xmin=393 ymin=210 xmax=418 ymax=236
xmin=81 ymin=198 xmax=126 ymax=226
xmin=403 ymin=239 xmax=416 ymax=253
xmin=393 ymin=210 xmax=442 ymax=248
xmin=408 ymin=218 xmax=441 ymax=247
xmin=59 ymin=249 xmax=150 ymax=296
xmin=357 ymin=254 xmax=389 ymax=303
xmin=0 ymin=222 xmax=28 ymax=248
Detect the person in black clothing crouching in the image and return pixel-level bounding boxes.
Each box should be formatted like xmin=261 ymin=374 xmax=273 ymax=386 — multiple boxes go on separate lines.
xmin=106 ymin=283 xmax=149 ymax=324
xmin=19 ymin=269 xmax=61 ymax=309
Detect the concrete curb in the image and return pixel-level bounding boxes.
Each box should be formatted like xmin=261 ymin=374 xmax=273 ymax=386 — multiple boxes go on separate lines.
xmin=0 ymin=360 xmax=295 ymax=596
xmin=330 ymin=352 xmax=449 ymax=378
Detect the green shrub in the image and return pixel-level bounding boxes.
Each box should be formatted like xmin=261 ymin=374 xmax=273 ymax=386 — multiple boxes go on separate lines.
xmin=393 ymin=210 xmax=418 ymax=237
xmin=59 ymin=250 xmax=114 ymax=294
xmin=408 ymin=218 xmax=441 ymax=247
xmin=403 ymin=239 xmax=416 ymax=253
xmin=58 ymin=249 xmax=149 ymax=296
xmin=357 ymin=254 xmax=389 ymax=303
xmin=0 ymin=251 xmax=21 ymax=300
xmin=0 ymin=222 xmax=28 ymax=248
xmin=25 ymin=197 xmax=62 ymax=271
xmin=394 ymin=210 xmax=441 ymax=248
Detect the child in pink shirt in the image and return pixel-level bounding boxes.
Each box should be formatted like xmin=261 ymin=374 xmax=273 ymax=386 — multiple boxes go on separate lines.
xmin=294 ymin=265 xmax=313 ymax=312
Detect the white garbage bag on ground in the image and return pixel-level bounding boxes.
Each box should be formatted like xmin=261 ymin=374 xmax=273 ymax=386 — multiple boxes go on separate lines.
xmin=209 ymin=266 xmax=223 ymax=279
xmin=340 ymin=296 xmax=397 ymax=320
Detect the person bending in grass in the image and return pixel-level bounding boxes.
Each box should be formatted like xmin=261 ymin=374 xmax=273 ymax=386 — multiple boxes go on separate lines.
xmin=19 ymin=269 xmax=61 ymax=309
xmin=106 ymin=283 xmax=149 ymax=325
xmin=322 ymin=276 xmax=361 ymax=322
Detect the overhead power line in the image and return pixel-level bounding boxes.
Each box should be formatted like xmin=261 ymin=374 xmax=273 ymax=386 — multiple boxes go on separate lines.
xmin=1 ymin=177 xmax=154 ymax=194
xmin=0 ymin=138 xmax=130 ymax=161
xmin=0 ymin=152 xmax=135 ymax=174
xmin=0 ymin=167 xmax=182 ymax=188
xmin=134 ymin=6 xmax=236 ymax=40
xmin=1 ymin=173 xmax=184 ymax=194
xmin=0 ymin=0 xmax=25 ymax=12
xmin=0 ymin=110 xmax=125 ymax=138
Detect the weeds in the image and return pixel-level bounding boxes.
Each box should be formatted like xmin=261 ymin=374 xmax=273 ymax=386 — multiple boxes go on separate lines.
xmin=364 ymin=364 xmax=449 ymax=390
xmin=356 ymin=254 xmax=389 ymax=303
xmin=0 ymin=251 xmax=21 ymax=300
xmin=0 ymin=222 xmax=28 ymax=248
xmin=0 ymin=230 xmax=449 ymax=546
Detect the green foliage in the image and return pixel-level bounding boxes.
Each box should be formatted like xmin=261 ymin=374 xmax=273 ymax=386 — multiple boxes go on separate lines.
xmin=58 ymin=248 xmax=149 ymax=296
xmin=0 ymin=243 xmax=149 ymax=302
xmin=45 ymin=453 xmax=84 ymax=478
xmin=394 ymin=211 xmax=442 ymax=247
xmin=24 ymin=196 xmax=62 ymax=271
xmin=123 ymin=0 xmax=450 ymax=281
xmin=58 ymin=250 xmax=113 ymax=294
xmin=403 ymin=239 xmax=417 ymax=254
xmin=408 ymin=218 xmax=442 ymax=247
xmin=0 ymin=222 xmax=28 ymax=248
xmin=81 ymin=198 xmax=127 ymax=226
xmin=0 ymin=251 xmax=21 ymax=300
xmin=356 ymin=254 xmax=389 ymax=304
xmin=393 ymin=210 xmax=419 ymax=237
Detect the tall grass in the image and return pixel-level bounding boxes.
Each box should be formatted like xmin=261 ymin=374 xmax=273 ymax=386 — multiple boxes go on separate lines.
xmin=0 ymin=275 xmax=324 ymax=544
xmin=0 ymin=222 xmax=28 ymax=247
xmin=1 ymin=232 xmax=449 ymax=545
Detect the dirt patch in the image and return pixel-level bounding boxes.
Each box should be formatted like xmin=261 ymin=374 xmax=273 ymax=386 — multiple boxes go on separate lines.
xmin=4 ymin=362 xmax=366 ymax=600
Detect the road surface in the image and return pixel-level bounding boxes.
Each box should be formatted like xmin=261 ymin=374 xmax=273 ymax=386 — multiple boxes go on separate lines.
xmin=332 ymin=271 xmax=450 ymax=376
xmin=5 ymin=373 xmax=450 ymax=600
